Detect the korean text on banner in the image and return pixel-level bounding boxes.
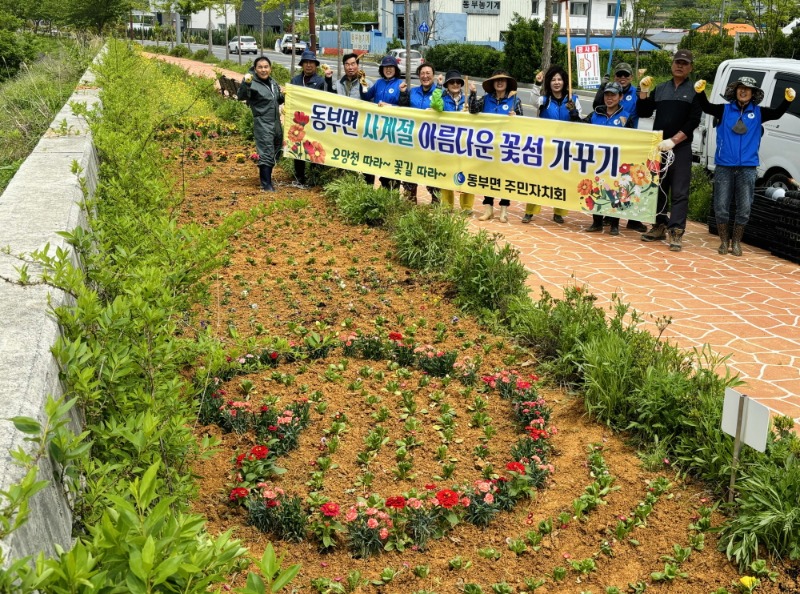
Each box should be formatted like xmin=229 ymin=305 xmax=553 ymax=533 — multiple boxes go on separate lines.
xmin=576 ymin=44 xmax=601 ymax=88
xmin=284 ymin=85 xmax=662 ymax=221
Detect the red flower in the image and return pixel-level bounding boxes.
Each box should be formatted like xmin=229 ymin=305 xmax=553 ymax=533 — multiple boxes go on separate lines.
xmin=320 ymin=502 xmax=340 ymax=517
xmin=385 ymin=496 xmax=407 ymax=510
xmin=506 ymin=461 xmax=526 ymax=474
xmin=424 ymin=483 xmax=437 ymax=491
xmin=585 ymin=196 xmax=595 ymax=210
xmin=229 ymin=487 xmax=249 ymax=501
xmin=293 ymin=111 xmax=310 ymax=125
xmin=647 ymin=159 xmax=661 ymax=172
xmin=619 ymin=163 xmax=631 ymax=174
xmin=269 ymin=351 xmax=279 ymax=360
xmin=526 ymin=427 xmax=550 ymax=441
xmin=303 ymin=140 xmax=326 ymax=165
xmin=435 ymin=489 xmax=459 ymax=509
xmin=250 ymin=445 xmax=269 ymax=460
xmin=388 ymin=332 xmax=403 ymax=342
xmin=236 ymin=453 xmax=246 ymax=467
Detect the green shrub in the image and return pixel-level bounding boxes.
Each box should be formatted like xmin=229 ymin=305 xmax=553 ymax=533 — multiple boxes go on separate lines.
xmin=0 ymin=30 xmax=35 ymax=80
xmin=324 ymin=174 xmax=410 ymax=227
xmin=447 ymin=230 xmax=528 ymax=317
xmin=688 ymin=164 xmax=713 ymax=223
xmin=169 ymin=43 xmax=191 ymax=58
xmin=192 ymin=48 xmax=218 ymax=63
xmin=393 ymin=206 xmax=469 ymax=273
xmin=424 ymin=43 xmax=504 ymax=79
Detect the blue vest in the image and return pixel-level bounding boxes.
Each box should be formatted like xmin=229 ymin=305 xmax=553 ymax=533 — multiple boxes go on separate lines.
xmin=481 ymin=93 xmax=519 ymax=115
xmin=361 ymin=77 xmax=403 ymax=105
xmin=443 ymin=92 xmax=466 ymax=112
xmin=589 ymin=107 xmax=628 ymax=128
xmin=540 ymin=93 xmax=580 ymax=121
xmin=408 ymin=85 xmax=439 ymax=109
xmin=715 ymin=101 xmax=763 ymax=167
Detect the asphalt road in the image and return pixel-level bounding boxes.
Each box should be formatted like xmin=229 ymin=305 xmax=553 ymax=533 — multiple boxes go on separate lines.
xmin=139 ymin=39 xmax=653 ymax=128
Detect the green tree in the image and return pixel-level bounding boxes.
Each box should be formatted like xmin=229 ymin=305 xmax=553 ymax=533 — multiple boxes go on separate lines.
xmin=620 ymin=0 xmax=660 ymax=76
xmin=663 ymin=7 xmax=705 ymax=28
xmin=501 ymin=14 xmax=565 ymax=83
xmin=739 ymin=0 xmax=796 ymax=56
xmin=63 ymin=0 xmax=132 ymax=33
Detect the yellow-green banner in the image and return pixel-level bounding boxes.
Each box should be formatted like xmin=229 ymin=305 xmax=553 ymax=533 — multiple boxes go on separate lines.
xmin=284 ymin=86 xmax=663 ymax=222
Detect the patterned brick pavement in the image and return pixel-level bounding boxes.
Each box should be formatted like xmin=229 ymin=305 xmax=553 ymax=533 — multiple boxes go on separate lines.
xmin=467 ymin=202 xmax=800 ymax=421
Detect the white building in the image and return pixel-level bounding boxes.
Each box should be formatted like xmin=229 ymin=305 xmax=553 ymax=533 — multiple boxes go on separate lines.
xmin=379 ymin=0 xmax=633 ymax=47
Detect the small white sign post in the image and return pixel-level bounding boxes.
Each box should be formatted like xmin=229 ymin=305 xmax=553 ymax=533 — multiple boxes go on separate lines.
xmin=721 ymin=388 xmax=770 ymax=503
xmin=575 ymin=44 xmax=601 ymax=89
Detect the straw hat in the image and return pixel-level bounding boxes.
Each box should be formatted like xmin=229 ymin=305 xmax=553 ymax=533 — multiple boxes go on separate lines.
xmin=482 ymin=70 xmax=518 ymax=94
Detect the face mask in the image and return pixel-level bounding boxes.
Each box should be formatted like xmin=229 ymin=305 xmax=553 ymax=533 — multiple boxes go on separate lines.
xmin=732 ymin=119 xmax=748 ymax=135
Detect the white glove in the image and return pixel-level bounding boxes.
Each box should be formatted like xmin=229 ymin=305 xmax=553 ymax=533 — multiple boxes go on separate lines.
xmin=786 ymin=87 xmax=796 ymax=102
xmin=538 ymin=96 xmax=545 ymax=107
xmin=657 ymin=139 xmax=675 ymax=152
xmin=244 ymin=73 xmax=253 ymax=83
xmin=639 ymin=76 xmax=653 ymax=93
xmin=694 ymin=80 xmax=706 ymax=93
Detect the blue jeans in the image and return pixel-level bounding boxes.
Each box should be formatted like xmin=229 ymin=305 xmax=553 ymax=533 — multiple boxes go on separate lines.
xmin=714 ymin=166 xmax=757 ymax=226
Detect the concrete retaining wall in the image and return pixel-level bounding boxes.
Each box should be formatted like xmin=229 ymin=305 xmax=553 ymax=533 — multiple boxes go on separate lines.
xmin=0 ymin=63 xmax=101 ymax=564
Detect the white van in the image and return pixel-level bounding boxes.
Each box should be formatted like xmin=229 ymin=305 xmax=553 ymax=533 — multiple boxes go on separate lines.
xmin=693 ymin=58 xmax=800 ymax=189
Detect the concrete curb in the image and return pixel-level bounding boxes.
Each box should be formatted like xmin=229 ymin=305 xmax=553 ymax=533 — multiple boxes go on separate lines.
xmin=0 ymin=60 xmax=101 ymax=565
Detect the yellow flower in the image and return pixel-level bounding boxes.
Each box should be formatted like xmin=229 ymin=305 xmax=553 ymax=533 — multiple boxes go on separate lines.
xmin=740 ymin=576 xmax=758 ymax=591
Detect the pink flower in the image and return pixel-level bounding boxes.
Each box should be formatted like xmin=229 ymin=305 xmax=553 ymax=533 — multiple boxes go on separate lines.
xmin=367 ymin=518 xmax=379 ymax=529
xmin=407 ymin=498 xmax=423 ymax=510
xmin=460 ymin=497 xmax=471 ymax=507
xmin=379 ymin=528 xmax=389 ymax=539
xmin=483 ymin=493 xmax=494 ymax=504
xmin=345 ymin=507 xmax=358 ymax=522
xmin=365 ymin=507 xmax=378 ymax=516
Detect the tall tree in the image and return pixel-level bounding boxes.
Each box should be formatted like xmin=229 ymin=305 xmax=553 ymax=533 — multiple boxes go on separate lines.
xmin=63 ymin=0 xmax=132 ymax=33
xmin=620 ymin=0 xmax=659 ymax=76
xmin=740 ymin=0 xmax=795 ymax=56
xmin=503 ymin=14 xmax=564 ymax=83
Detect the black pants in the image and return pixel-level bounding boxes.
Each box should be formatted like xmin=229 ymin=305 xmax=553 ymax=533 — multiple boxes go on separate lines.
xmin=295 ymin=160 xmax=322 ymax=185
xmin=482 ymin=196 xmax=510 ymax=206
xmin=656 ymin=142 xmax=692 ymax=229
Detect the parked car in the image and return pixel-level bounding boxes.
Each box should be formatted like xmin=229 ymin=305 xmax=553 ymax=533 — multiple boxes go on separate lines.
xmin=693 ymin=57 xmax=800 ymax=188
xmin=228 ymin=36 xmax=259 ymax=55
xmin=388 ymin=49 xmax=424 ymax=76
xmin=275 ymin=34 xmax=308 ymax=55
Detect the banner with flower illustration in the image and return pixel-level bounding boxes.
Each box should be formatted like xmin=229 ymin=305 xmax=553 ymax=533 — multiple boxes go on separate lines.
xmin=284 ymin=86 xmax=663 ymax=221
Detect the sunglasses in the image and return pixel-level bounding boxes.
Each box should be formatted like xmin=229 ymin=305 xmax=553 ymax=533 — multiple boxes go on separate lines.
xmin=615 ymin=72 xmax=631 ymax=77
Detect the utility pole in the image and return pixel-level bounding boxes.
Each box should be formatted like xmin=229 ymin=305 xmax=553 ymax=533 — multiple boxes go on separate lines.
xmin=404 ymin=0 xmax=411 ymax=86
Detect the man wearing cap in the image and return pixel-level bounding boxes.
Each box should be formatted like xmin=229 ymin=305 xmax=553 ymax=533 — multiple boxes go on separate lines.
xmin=637 ymin=49 xmax=703 ymax=252
xmin=583 ymin=82 xmax=633 ymax=236
xmin=290 ymin=50 xmax=334 ymax=187
xmin=693 ymin=76 xmax=796 ymax=256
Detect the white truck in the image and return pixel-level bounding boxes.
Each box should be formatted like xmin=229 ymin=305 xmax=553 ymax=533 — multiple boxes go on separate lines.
xmin=274 ymin=34 xmax=307 ymax=55
xmin=692 ymin=57 xmax=800 ymax=189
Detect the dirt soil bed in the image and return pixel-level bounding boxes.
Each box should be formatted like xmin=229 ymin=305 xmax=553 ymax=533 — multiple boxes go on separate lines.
xmin=170 ymin=131 xmax=799 ymax=593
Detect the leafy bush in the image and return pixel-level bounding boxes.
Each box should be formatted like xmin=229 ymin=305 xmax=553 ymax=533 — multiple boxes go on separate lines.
xmin=393 ymin=205 xmax=470 ymax=273
xmin=169 ymin=43 xmax=191 ymax=58
xmin=501 ymin=15 xmax=566 ymax=83
xmin=0 ymin=30 xmax=35 ymax=81
xmin=192 ymin=48 xmax=219 ymax=63
xmin=688 ymin=164 xmax=713 ymax=223
xmin=447 ymin=230 xmax=528 ymax=317
xmin=424 ymin=43 xmax=504 ymax=79
xmin=324 ymin=174 xmax=410 ymax=227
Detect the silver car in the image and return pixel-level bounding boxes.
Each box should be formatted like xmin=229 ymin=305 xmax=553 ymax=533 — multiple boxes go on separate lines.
xmin=388 ymin=49 xmax=424 ymax=76
xmin=229 ymin=36 xmax=259 ymax=55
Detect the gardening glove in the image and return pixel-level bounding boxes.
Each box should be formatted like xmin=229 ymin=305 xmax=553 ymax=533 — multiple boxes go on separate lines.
xmin=694 ymin=79 xmax=706 ymax=93
xmin=243 ymin=73 xmax=253 ymax=84
xmin=322 ymin=64 xmax=332 ymax=78
xmin=358 ymin=69 xmax=368 ymax=87
xmin=639 ymin=76 xmax=653 ymax=93
xmin=657 ymin=138 xmax=675 ymax=152
xmin=786 ymin=87 xmax=796 ymax=101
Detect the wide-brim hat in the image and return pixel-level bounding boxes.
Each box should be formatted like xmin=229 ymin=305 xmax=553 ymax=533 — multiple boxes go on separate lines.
xmin=482 ymin=70 xmax=517 ymax=94
xmin=299 ymin=50 xmax=320 ymax=66
xmin=724 ymin=76 xmax=764 ymax=104
xmin=444 ymin=70 xmax=464 ymax=86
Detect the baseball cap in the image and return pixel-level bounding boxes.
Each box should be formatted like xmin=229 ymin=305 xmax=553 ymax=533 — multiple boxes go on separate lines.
xmin=673 ymin=49 xmax=694 ymax=63
xmin=614 ymin=62 xmax=633 ymax=76
xmin=604 ymin=82 xmax=623 ymax=95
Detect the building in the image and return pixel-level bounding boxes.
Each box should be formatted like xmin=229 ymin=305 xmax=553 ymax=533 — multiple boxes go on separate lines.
xmin=695 ymin=21 xmax=757 ymax=37
xmin=379 ymin=0 xmax=635 ymax=48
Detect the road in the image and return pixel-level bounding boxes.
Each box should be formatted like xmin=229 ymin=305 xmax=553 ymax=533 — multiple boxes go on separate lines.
xmin=139 ymin=39 xmax=654 ymax=128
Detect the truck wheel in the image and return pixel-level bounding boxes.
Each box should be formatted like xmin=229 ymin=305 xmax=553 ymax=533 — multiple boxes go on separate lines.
xmin=764 ymin=172 xmax=793 ymax=190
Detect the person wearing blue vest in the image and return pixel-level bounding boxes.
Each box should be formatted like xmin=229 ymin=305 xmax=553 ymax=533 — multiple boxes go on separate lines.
xmin=468 ymin=70 xmax=523 ymax=223
xmin=290 ymin=50 xmax=334 ymax=187
xmin=582 ymin=82 xmax=632 ymax=236
xmin=398 ymin=62 xmax=441 ymax=203
xmin=360 ymin=55 xmax=406 ymax=189
xmin=591 ymin=62 xmax=647 ymax=233
xmin=439 ymin=70 xmax=475 ymax=213
xmin=694 ymin=76 xmax=795 ymax=256
xmin=524 ymin=65 xmax=582 ymax=225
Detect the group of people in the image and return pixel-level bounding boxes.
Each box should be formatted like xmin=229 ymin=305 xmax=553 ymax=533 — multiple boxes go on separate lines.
xmin=237 ymin=48 xmax=795 ymax=256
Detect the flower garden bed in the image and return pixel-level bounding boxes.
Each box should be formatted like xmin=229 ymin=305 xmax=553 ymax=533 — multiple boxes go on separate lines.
xmin=164 ymin=118 xmax=798 ymax=593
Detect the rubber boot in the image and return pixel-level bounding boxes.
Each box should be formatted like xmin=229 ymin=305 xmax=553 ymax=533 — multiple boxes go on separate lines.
xmin=716 ymin=222 xmax=730 ymax=255
xmin=459 ymin=193 xmax=475 ymax=212
xmin=522 ymin=203 xmax=538 ymax=224
xmin=441 ymin=189 xmax=455 ymax=209
xmin=478 ymin=204 xmax=494 ymax=221
xmin=259 ymin=165 xmax=274 ymax=191
xmin=499 ymin=205 xmax=509 ymax=223
xmin=731 ymin=224 xmax=745 ymax=256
